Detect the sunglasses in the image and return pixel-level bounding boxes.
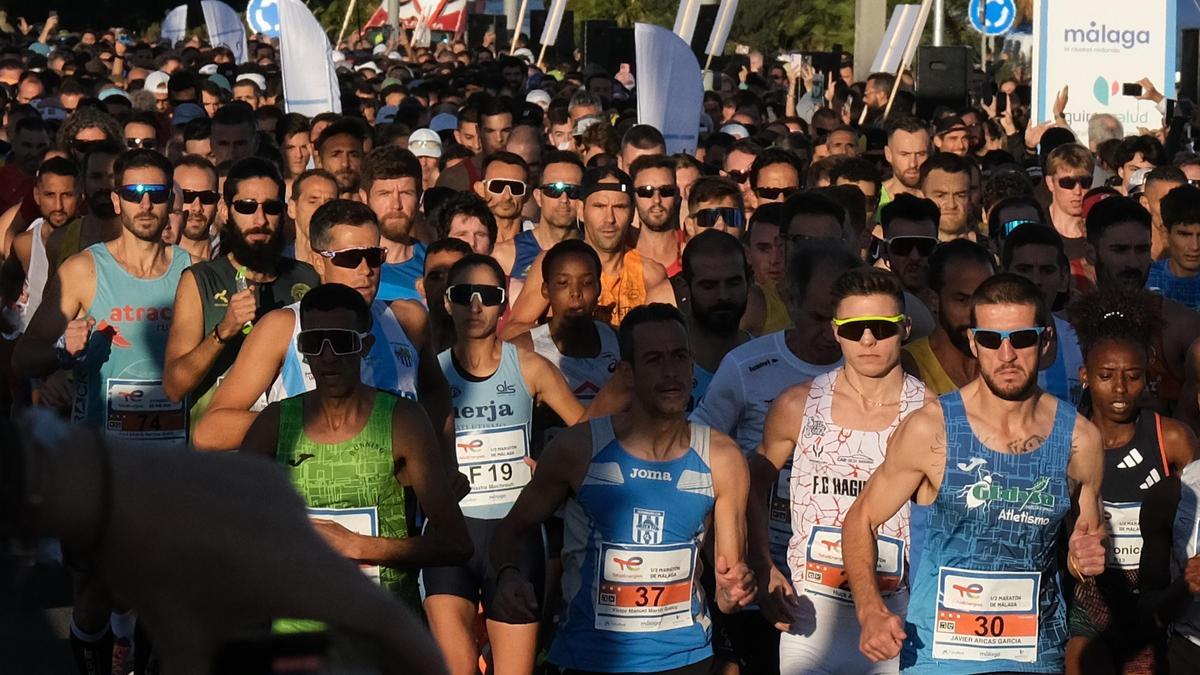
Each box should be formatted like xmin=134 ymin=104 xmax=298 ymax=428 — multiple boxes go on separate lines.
xmin=971 ymin=327 xmax=1046 ymax=350
xmin=446 ymin=284 xmax=506 ymax=307
xmin=316 ymin=246 xmax=387 ymax=269
xmin=1000 ymin=219 xmax=1040 ymax=238
xmin=296 ymin=328 xmax=370 ymax=356
xmin=634 ymin=185 xmax=679 ymax=199
xmin=126 ymin=137 xmax=157 ymax=150
xmin=182 ymin=189 xmax=220 ymax=205
xmin=72 ymin=139 xmax=108 ymax=154
xmin=117 ymin=183 xmax=171 ymax=204
xmin=755 ymin=186 xmax=799 ymax=201
xmin=231 ymin=198 xmax=285 ymax=216
xmin=539 ymin=181 xmax=580 ymax=199
xmin=725 ymin=169 xmax=750 ymax=184
xmin=484 ymin=178 xmax=527 ymax=197
xmin=694 ymin=207 xmax=746 ymax=229
xmin=886 ymin=236 xmax=938 ymax=258
xmin=1056 ymin=175 xmax=1093 ymax=191
xmin=832 ymin=315 xmax=906 ymax=341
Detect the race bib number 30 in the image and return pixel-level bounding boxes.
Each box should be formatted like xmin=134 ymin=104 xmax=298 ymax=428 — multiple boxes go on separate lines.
xmin=595 ymin=543 xmax=695 ymax=633
xmin=933 ymin=568 xmax=1039 ymax=663
xmin=105 ymin=379 xmax=186 ymax=446
xmin=804 ymin=525 xmax=905 ymax=603
xmin=1103 ymin=501 xmax=1143 ymax=570
xmin=456 ymin=424 xmax=532 ymax=510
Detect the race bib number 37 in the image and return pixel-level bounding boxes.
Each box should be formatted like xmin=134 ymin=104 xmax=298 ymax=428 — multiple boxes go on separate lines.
xmin=933 ymin=567 xmax=1040 ymax=663
xmin=595 ymin=543 xmax=695 ymax=633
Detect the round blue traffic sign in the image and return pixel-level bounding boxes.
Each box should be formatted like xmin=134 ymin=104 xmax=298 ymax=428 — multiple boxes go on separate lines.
xmin=967 ymin=0 xmax=1016 ymax=37
xmin=246 ymin=0 xmax=281 ymax=38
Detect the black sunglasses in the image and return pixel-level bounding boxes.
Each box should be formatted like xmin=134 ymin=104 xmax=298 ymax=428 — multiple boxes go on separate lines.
xmin=182 ymin=189 xmax=220 ymax=205
xmin=72 ymin=139 xmax=108 ymax=155
xmin=117 ymin=183 xmax=171 ymax=204
xmin=539 ymin=181 xmax=579 ymax=199
xmin=694 ymin=207 xmax=746 ymax=229
xmin=755 ymin=186 xmax=799 ymax=201
xmin=634 ymin=185 xmax=679 ymax=199
xmin=971 ymin=327 xmax=1045 ymax=350
xmin=231 ymin=199 xmax=285 ymax=216
xmin=484 ymin=179 xmax=527 ymax=196
xmin=886 ymin=236 xmax=939 ymax=258
xmin=126 ymin=137 xmax=157 ymax=150
xmin=725 ymin=169 xmax=750 ymax=184
xmin=1056 ymin=175 xmax=1093 ymax=191
xmin=296 ymin=328 xmax=370 ymax=356
xmin=316 ymin=246 xmax=387 ymax=269
xmin=446 ymin=284 xmax=506 ymax=307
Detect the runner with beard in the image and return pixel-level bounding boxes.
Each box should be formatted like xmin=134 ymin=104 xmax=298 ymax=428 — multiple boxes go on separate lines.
xmin=46 ymin=140 xmax=123 ymax=274
xmin=901 ymin=240 xmax=996 ymax=394
xmin=314 ymin=119 xmax=367 ymax=200
xmin=171 ymin=154 xmax=220 ymax=262
xmin=1063 ymin=289 xmax=1197 ymax=675
xmin=363 ymin=146 xmax=429 ymax=303
xmin=630 ymin=155 xmax=684 ymax=276
xmin=164 ymin=157 xmax=319 ymax=435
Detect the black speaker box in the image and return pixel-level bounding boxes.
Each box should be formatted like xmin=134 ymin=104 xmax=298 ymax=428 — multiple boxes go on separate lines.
xmin=689 ymin=4 xmax=719 ymax=64
xmin=1183 ymin=29 xmax=1199 ymax=104
xmin=582 ymin=19 xmax=618 ymax=70
xmin=916 ymin=46 xmax=970 ymax=117
xmin=529 ymin=10 xmax=575 ymax=65
xmin=468 ymin=14 xmax=508 ymax=52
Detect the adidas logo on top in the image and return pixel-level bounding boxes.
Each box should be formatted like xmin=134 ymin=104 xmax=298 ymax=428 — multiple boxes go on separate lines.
xmin=1140 ymin=468 xmax=1161 ymax=491
xmin=1117 ymin=448 xmax=1143 ymax=470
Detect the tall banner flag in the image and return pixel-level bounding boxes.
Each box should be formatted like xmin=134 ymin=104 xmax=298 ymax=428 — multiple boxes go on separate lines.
xmin=279 ymin=0 xmax=342 ymax=116
xmin=1033 ymin=0 xmax=1176 ymax=140
xmin=540 ymin=0 xmax=569 ymax=46
xmin=673 ymin=0 xmax=701 ymax=43
xmin=704 ymin=0 xmax=739 ymax=58
xmin=201 ymin=0 xmax=249 ymax=64
xmin=162 ymin=5 xmax=188 ymax=45
xmin=636 ymin=23 xmax=704 ymax=155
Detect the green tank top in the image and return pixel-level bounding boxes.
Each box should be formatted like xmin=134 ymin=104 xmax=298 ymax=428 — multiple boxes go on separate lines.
xmin=275 ymin=391 xmax=418 ymax=612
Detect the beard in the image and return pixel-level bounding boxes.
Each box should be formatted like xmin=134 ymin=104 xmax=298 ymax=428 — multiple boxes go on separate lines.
xmin=335 ymin=170 xmax=360 ymax=193
xmin=183 ymin=212 xmax=212 ymax=241
xmin=940 ymin=313 xmax=974 ymax=356
xmin=640 ymin=208 xmax=676 ymax=233
xmin=221 ymin=220 xmax=283 ymax=274
xmin=122 ymin=211 xmax=166 ymax=243
xmin=89 ymin=191 xmax=117 ymax=219
xmin=379 ymin=210 xmax=413 ymax=241
xmin=980 ymin=364 xmax=1038 ymax=401
xmin=693 ymin=299 xmax=746 ymax=336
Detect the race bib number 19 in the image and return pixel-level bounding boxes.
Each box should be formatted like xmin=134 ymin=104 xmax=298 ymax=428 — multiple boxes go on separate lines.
xmin=455 ymin=424 xmax=532 ymax=511
xmin=595 ymin=543 xmax=695 ymax=633
xmin=933 ymin=567 xmax=1039 ymax=663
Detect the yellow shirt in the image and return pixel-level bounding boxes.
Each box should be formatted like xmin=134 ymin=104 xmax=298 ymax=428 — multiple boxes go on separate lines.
xmin=903 ymin=336 xmax=957 ymax=395
xmin=759 ymin=282 xmax=792 ymax=335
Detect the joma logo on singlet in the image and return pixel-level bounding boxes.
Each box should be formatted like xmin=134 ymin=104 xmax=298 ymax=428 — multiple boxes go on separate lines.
xmin=630 ymin=468 xmax=672 ymax=481
xmin=453 ymin=400 xmax=514 ymax=423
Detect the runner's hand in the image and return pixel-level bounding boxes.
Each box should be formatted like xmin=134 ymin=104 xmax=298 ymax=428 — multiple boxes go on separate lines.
xmin=493 ymin=567 xmax=539 ymax=623
xmin=714 ymin=555 xmax=756 ymax=613
xmin=1068 ymin=519 xmax=1106 ymax=578
xmin=1185 ymin=556 xmax=1200 ymax=594
xmin=756 ymin=563 xmax=800 ymax=630
xmin=311 ymin=519 xmax=363 ymax=561
xmin=64 ymin=316 xmax=95 ymax=356
xmin=858 ymin=606 xmax=906 ymax=662
xmin=217 ymin=286 xmax=257 ymax=341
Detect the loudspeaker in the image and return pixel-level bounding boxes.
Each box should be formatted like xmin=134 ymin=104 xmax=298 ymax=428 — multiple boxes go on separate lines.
xmin=689 ymin=4 xmax=719 ymax=63
xmin=468 ymin=14 xmax=507 ymax=52
xmin=598 ymin=27 xmax=635 ymax=76
xmin=915 ymin=46 xmax=970 ymax=117
xmin=529 ymin=10 xmax=575 ymax=65
xmin=1183 ymin=29 xmax=1199 ymax=103
xmin=582 ymin=19 xmax=618 ymax=70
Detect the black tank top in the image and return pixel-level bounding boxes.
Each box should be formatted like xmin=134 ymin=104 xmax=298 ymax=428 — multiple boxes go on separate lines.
xmin=1102 ymin=410 xmax=1169 ymax=502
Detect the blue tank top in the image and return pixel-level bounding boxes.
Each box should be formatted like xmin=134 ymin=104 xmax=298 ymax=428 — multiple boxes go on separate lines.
xmin=1147 ymin=258 xmax=1200 ymax=311
xmin=72 ymin=243 xmax=190 ymax=449
xmin=377 ymin=241 xmax=427 ymax=303
xmin=902 ymin=390 xmax=1073 ymax=673
xmin=1037 ymin=316 xmax=1083 ymax=407
xmin=689 ymin=365 xmax=714 ymax=412
xmin=511 ymin=230 xmax=542 ymax=281
xmin=549 ymin=418 xmax=714 ymax=673
xmin=439 ymin=341 xmax=534 ymax=520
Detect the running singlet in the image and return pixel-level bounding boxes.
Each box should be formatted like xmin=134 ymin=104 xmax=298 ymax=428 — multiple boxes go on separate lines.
xmin=902 ymin=391 xmax=1073 ymax=673
xmin=440 ymin=342 xmax=534 ymax=520
xmin=549 ymin=418 xmax=715 ymax=673
xmin=903 ymin=337 xmax=956 ymax=395
xmin=1037 ymin=316 xmax=1083 ymax=406
xmin=788 ymin=372 xmax=926 ymax=614
xmin=690 ymin=365 xmax=714 ymax=412
xmin=759 ymin=282 xmax=792 ymax=335
xmin=511 ymin=230 xmax=542 ymax=281
xmin=1147 ymin=258 xmax=1200 ymax=311
xmin=1172 ymin=461 xmax=1200 ymax=645
xmin=270 ymin=300 xmax=419 ymax=402
xmin=275 ymin=392 xmax=417 ymax=607
xmin=597 ymin=249 xmax=647 ymax=328
xmin=17 ymin=219 xmax=50 ymax=333
xmin=531 ymin=321 xmax=619 ymax=404
xmin=72 ymin=243 xmax=190 ymax=450
xmin=377 ymin=241 xmax=427 ymax=303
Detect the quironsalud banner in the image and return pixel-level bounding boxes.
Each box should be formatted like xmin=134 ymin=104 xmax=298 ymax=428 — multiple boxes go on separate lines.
xmin=278 ymin=0 xmax=343 ymax=117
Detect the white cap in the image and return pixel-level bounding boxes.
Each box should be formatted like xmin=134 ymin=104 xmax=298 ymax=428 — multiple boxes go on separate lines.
xmin=573 ymin=116 xmax=602 ymax=137
xmin=331 ymin=50 xmax=347 ymax=64
xmin=408 ymin=128 xmax=443 ymax=159
xmin=720 ymin=123 xmax=750 ymax=140
xmin=143 ymin=70 xmax=170 ymax=94
xmin=354 ymin=61 xmax=379 ymax=73
xmin=387 ymin=51 xmax=403 ymax=61
xmin=525 ymin=89 xmax=551 ymax=110
xmin=198 ymin=63 xmax=219 ymax=75
xmin=513 ymin=47 xmax=534 ymax=64
xmin=373 ymin=43 xmax=388 ymax=55
xmin=236 ymin=73 xmax=267 ymax=91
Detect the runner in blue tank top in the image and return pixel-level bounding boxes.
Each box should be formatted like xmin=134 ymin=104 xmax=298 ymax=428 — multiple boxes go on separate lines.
xmin=491 ymin=304 xmax=757 ymax=674
xmin=842 ymin=274 xmax=1108 ymax=674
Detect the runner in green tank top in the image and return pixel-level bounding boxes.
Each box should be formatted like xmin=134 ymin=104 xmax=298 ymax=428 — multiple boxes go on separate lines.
xmin=241 ymin=283 xmax=472 ymax=624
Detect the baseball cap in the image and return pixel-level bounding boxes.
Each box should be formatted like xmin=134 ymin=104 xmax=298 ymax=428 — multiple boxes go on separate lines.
xmin=934 ymin=115 xmax=967 ymax=137
xmin=98 ymin=87 xmax=131 ymax=102
xmin=720 ymin=123 xmax=750 ymax=140
xmin=376 ymin=104 xmax=400 ymax=125
xmin=409 ymin=128 xmax=443 ymax=159
xmin=430 ymin=112 xmax=458 ymax=133
xmin=198 ymin=63 xmax=219 ymax=75
xmin=172 ymin=102 xmax=207 ymax=127
xmin=34 ymin=97 xmax=66 ymax=122
xmin=355 ymin=61 xmax=379 ymax=73
xmin=526 ymin=89 xmax=551 ymax=110
xmin=236 ymin=73 xmax=267 ymax=91
xmin=144 ymin=70 xmax=171 ymax=94
xmin=208 ymin=74 xmax=232 ymax=92
xmin=578 ymin=166 xmax=634 ymax=202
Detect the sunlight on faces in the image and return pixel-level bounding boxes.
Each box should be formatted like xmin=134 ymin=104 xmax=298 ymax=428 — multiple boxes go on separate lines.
xmin=755 ymin=163 xmax=800 ymax=205
xmin=283 ymin=132 xmax=312 ymax=178
xmin=35 ymin=173 xmax=80 ymax=227
xmin=723 ymin=149 xmax=756 ymax=207
xmin=922 ymin=169 xmax=970 ymax=236
xmin=622 ymin=319 xmax=693 ymax=417
xmin=480 ymin=113 xmax=513 ymax=155
xmin=316 ymin=223 xmax=383 ymax=303
xmin=687 ymin=195 xmax=742 ymax=239
xmin=445 ymin=264 xmax=506 ymax=339
xmin=885 ymin=130 xmax=929 ymax=190
xmin=227 ymin=176 xmax=282 ymax=242
xmin=319 ymin=134 xmax=365 ymax=193
xmin=476 ymin=161 xmax=528 ymax=220
xmin=363 ymin=176 xmax=419 ymax=242
xmin=174 ymin=164 xmax=218 ymax=241
xmin=970 ymin=302 xmax=1050 ymax=401
xmin=1082 ymin=339 xmax=1146 ymax=425
xmin=1168 ymin=222 xmax=1200 ymax=275
xmin=1046 ymin=168 xmax=1090 ymax=217
xmin=579 ymin=189 xmax=633 ymax=254
xmin=534 ymin=162 xmax=583 ymax=228
xmin=633 ymin=166 xmax=678 ymax=233
xmin=455 ymin=121 xmax=481 ymax=154
xmin=447 ymin=214 xmax=493 ymax=254
xmin=290 ymin=175 xmax=338 ymax=250
xmin=834 ymin=293 xmax=907 ymax=378
xmin=112 ymin=166 xmax=172 ymax=243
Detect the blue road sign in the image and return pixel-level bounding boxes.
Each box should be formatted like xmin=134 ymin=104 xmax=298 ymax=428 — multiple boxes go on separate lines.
xmin=968 ymin=0 xmax=1017 ymax=36
xmin=246 ymin=0 xmax=281 ymax=38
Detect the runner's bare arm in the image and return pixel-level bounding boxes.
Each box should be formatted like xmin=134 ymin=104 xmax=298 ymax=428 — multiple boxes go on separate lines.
xmin=644 ymin=260 xmax=677 ymax=306
xmin=1162 ymin=416 xmax=1200 ymax=471
xmin=520 ymin=350 xmax=586 ymax=424
xmin=391 ymin=299 xmax=453 ymax=446
xmin=1066 ymin=415 xmax=1106 ymax=578
xmin=163 ymin=270 xmax=221 ymax=402
xmin=585 ymin=371 xmax=633 ymax=417
xmin=192 ymin=308 xmax=293 ymax=451
xmin=748 ymin=384 xmax=807 ymax=575
xmin=238 ymin=402 xmax=281 ymax=458
xmin=499 ymin=249 xmax=549 ymax=340
xmin=710 ymin=430 xmax=757 ymax=613
xmin=12 ymin=250 xmax=95 ymax=379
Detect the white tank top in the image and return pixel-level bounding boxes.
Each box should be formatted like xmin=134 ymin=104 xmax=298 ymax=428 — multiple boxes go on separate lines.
xmin=1173 ymin=460 xmax=1200 ymax=644
xmin=787 ymin=370 xmax=926 ymax=609
xmin=21 ymin=219 xmax=50 ymax=332
xmin=530 ymin=321 xmax=619 ymax=403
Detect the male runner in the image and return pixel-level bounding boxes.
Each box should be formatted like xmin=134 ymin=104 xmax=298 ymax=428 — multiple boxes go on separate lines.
xmin=880 ymin=117 xmax=930 ymax=207
xmin=680 ymin=230 xmax=752 ymax=406
xmin=362 ymin=146 xmax=428 ymax=303
xmin=194 ymin=199 xmax=449 ymax=452
xmin=241 ymin=282 xmax=472 ymax=619
xmin=844 ymin=273 xmax=1108 ymax=673
xmin=287 ymin=169 xmax=338 ymax=264
xmin=472 ymin=151 xmax=531 ymax=243
xmin=417 ymin=237 xmax=472 ymax=353
xmin=314 ymin=118 xmax=367 ymax=199
xmin=422 ymin=254 xmax=584 ymax=675
xmin=630 ymin=154 xmax=683 ymax=276
xmin=491 ymin=303 xmax=757 ymax=674
xmin=752 ymin=267 xmax=931 ymax=674
xmin=45 ymin=140 xmax=122 ymax=274
xmin=1145 ymin=184 xmax=1200 ymax=310
xmin=172 ymin=154 xmax=219 ymax=261
xmin=164 ymin=157 xmax=320 ymax=433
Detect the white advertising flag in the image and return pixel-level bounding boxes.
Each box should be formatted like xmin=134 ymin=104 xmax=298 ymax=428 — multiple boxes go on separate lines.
xmin=278 ymin=0 xmax=342 ymax=117
xmin=704 ymin=0 xmax=739 ymax=57
xmin=162 ymin=5 xmax=188 ymax=45
xmin=636 ymin=23 xmax=704 ymax=155
xmin=1032 ymin=0 xmax=1176 ymax=140
xmin=540 ymin=0 xmax=569 ymax=46
xmin=201 ymin=0 xmax=249 ymax=64
xmin=673 ymin=0 xmax=701 ymax=43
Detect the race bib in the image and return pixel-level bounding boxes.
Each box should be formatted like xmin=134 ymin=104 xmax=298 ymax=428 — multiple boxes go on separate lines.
xmin=105 ymin=379 xmax=186 ymax=447
xmin=768 ymin=462 xmax=792 ymax=567
xmin=308 ymin=506 xmax=380 ymax=585
xmin=933 ymin=567 xmax=1040 ymax=663
xmin=455 ymin=424 xmax=532 ymax=511
xmin=595 ymin=542 xmax=695 ymax=633
xmin=1103 ymin=501 xmax=1143 ymax=570
xmin=804 ymin=525 xmax=905 ymax=603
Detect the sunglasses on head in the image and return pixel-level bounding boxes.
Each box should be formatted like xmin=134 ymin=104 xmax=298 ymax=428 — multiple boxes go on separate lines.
xmin=296 ymin=328 xmax=370 ymax=356
xmin=1056 ymin=175 xmax=1093 ymax=191
xmin=231 ymin=198 xmax=285 ymax=216
xmin=694 ymin=207 xmax=746 ymax=229
xmin=182 ymin=189 xmax=220 ymax=205
xmin=446 ymin=284 xmax=506 ymax=307
xmin=117 ymin=183 xmax=171 ymax=204
xmin=755 ymin=186 xmax=799 ymax=201
xmin=484 ymin=178 xmax=527 ymax=197
xmin=539 ymin=181 xmax=580 ymax=199
xmin=126 ymin=137 xmax=157 ymax=150
xmin=886 ymin=236 xmax=938 ymax=258
xmin=832 ymin=314 xmax=906 ymax=341
xmin=971 ymin=327 xmax=1045 ymax=350
xmin=725 ymin=169 xmax=750 ymax=184
xmin=316 ymin=246 xmax=387 ymax=269
xmin=634 ymin=185 xmax=679 ymax=199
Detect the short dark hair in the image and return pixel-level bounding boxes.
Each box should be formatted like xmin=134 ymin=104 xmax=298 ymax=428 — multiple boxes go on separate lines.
xmin=276 ymin=112 xmax=311 ymax=147
xmin=749 ymin=148 xmax=803 ymax=190
xmin=969 ymin=272 xmax=1051 ymax=328
xmin=222 ymin=156 xmax=285 ymax=204
xmin=291 ymin=168 xmax=338 ymax=201
xmin=928 ymin=239 xmax=996 ymax=293
xmin=1001 ymin=223 xmax=1065 ymax=271
xmin=436 ymin=192 xmax=497 ymax=244
xmin=299 ymin=282 xmax=372 ymax=332
xmin=829 ymin=156 xmax=881 ymax=190
xmin=1085 ymin=195 xmax=1151 ymax=246
xmin=37 ymin=156 xmax=79 ymax=182
xmin=542 ymin=238 xmax=601 ymax=279
xmin=173 ymin=154 xmax=217 ymax=180
xmin=315 ymin=118 xmax=368 ymax=152
xmin=113 ymin=148 xmax=174 ymax=187
xmin=628 ymin=154 xmax=676 ymax=182
xmin=621 ymin=124 xmax=666 ymax=152
xmin=447 ymin=252 xmax=507 ymax=288
xmin=211 ymin=101 xmax=256 ymax=131
xmin=360 ymin=144 xmax=423 ymax=195
xmin=310 ymin=199 xmax=379 ymax=251
xmin=831 ymin=266 xmax=905 ymax=313
xmin=987 ymin=195 xmax=1046 ymax=242
xmin=745 ymin=202 xmax=787 ymax=243
xmin=782 ymin=191 xmax=845 ymax=238
xmin=618 ymin=303 xmax=687 ymax=363
xmin=881 ymin=193 xmax=939 ymax=237
xmin=183 ymin=118 xmax=212 ymax=142
xmin=682 ymin=229 xmax=748 ymax=283
xmin=1161 ymin=185 xmax=1200 ymax=231
xmin=1144 ymin=165 xmax=1185 ymax=190
xmin=919 ymin=152 xmax=971 ymax=185
xmin=424 ymin=237 xmax=474 ymax=273
xmin=482 ymin=150 xmax=529 ymax=178
xmin=788 ymin=239 xmax=862 ymax=303
xmin=688 ymin=176 xmax=743 ymax=212
xmin=1113 ymin=135 xmax=1166 ymax=170
xmin=542 ymin=150 xmax=585 ymax=173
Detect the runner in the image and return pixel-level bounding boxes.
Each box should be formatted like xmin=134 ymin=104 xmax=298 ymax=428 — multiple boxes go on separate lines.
xmin=286 ymin=169 xmax=338 ymax=264
xmin=362 ymin=146 xmax=428 ymax=303
xmin=843 ymin=273 xmax=1108 ymax=673
xmin=491 ymin=303 xmax=757 ymax=674
xmin=1145 ymin=184 xmax=1200 ymax=310
xmin=878 ymin=194 xmax=940 ymax=341
xmin=45 ymin=140 xmax=123 ymax=275
xmin=417 ymin=237 xmax=473 ymax=354
xmin=1064 ymin=289 xmax=1197 ymax=674
xmin=752 ymin=267 xmax=931 ymax=674
xmin=171 ymin=155 xmax=219 ymax=262
xmin=313 ymin=118 xmax=366 ymax=199
xmin=240 ymin=282 xmax=472 ymax=622
xmin=880 ymin=117 xmax=930 ymax=208
xmin=472 ymin=151 xmax=531 ymax=244
xmin=422 ymin=254 xmax=584 ymax=675
xmin=630 ymin=154 xmax=683 ymax=276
